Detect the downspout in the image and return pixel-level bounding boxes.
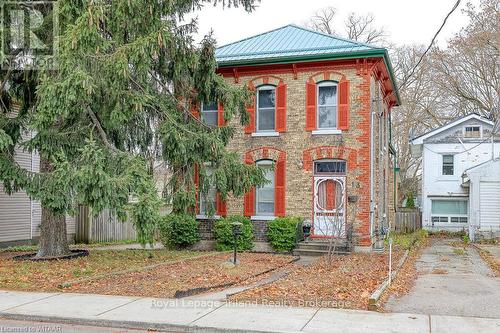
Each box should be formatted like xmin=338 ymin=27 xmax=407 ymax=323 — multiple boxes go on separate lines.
xmin=369 ymin=78 xmax=375 ymax=240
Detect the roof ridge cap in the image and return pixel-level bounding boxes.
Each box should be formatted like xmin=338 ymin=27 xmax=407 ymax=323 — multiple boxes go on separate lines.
xmin=287 ymin=23 xmax=382 ymax=50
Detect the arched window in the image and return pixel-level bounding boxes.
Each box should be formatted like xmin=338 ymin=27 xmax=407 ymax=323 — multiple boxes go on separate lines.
xmin=317 ymin=81 xmax=338 ymax=129
xmin=255 ymin=159 xmax=275 ymax=215
xmin=256 ymin=85 xmax=276 ymax=132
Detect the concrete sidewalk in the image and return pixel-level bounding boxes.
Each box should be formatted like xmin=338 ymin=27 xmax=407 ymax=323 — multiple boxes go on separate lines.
xmin=1 ymin=290 xmax=499 ymax=333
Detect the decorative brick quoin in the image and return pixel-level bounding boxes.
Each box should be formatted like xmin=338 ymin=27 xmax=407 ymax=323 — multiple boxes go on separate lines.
xmin=194 ymin=25 xmax=400 ymax=252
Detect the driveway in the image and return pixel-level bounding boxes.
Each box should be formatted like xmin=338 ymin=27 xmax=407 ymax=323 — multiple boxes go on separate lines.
xmin=386 ymin=238 xmax=500 ymax=318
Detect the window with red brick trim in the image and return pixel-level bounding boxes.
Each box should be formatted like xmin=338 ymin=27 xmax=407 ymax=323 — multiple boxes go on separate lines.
xmin=244 ymin=151 xmax=286 ymax=217
xmin=195 ymin=164 xmax=227 ymax=217
xmin=305 ymin=78 xmax=350 ymax=131
xmin=245 ymin=82 xmax=287 ymax=134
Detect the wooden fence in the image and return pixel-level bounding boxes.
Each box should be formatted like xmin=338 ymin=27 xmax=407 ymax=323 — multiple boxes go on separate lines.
xmin=75 ymin=206 xmax=137 ymax=243
xmin=394 ymin=209 xmax=422 ymax=233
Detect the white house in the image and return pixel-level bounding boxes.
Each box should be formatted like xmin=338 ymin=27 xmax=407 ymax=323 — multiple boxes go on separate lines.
xmin=410 ymin=114 xmax=500 ymax=240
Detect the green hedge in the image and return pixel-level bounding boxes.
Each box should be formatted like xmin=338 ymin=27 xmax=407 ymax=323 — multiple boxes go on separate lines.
xmin=158 ymin=214 xmax=200 ymax=249
xmin=214 ymin=215 xmax=254 ymax=251
xmin=267 ymin=216 xmax=302 ymax=252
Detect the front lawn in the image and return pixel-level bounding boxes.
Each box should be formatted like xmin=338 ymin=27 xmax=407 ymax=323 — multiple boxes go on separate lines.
xmin=0 ymin=249 xmax=200 ymax=291
xmin=67 ymin=253 xmax=295 ymax=298
xmin=230 ymin=251 xmax=404 ymax=309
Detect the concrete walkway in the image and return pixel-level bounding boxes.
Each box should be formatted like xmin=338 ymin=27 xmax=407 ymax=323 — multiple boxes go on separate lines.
xmin=385 ymin=238 xmax=500 ymax=318
xmin=1 ymin=290 xmax=499 ymax=333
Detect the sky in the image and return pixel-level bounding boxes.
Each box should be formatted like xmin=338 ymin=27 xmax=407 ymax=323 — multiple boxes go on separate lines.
xmin=191 ymin=0 xmax=480 ymax=48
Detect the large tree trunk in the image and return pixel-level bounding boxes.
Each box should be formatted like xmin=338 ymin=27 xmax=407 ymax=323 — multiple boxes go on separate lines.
xmin=36 ymin=208 xmax=70 ymax=257
xmin=36 ymin=158 xmax=70 ymax=258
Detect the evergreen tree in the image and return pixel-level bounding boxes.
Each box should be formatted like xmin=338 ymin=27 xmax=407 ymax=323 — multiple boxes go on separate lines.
xmin=0 ymin=0 xmax=265 ymax=257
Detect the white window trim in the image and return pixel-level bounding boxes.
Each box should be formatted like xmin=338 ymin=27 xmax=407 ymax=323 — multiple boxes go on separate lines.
xmin=430 ymin=199 xmax=468 ymax=225
xmin=441 ymin=154 xmax=455 ymax=176
xmin=255 ymin=159 xmax=275 ymax=217
xmin=251 ymin=131 xmax=279 ymax=137
xmin=316 ymin=81 xmax=338 ymax=130
xmin=311 ymin=129 xmax=342 ymax=135
xmin=250 ymin=215 xmax=276 ymax=221
xmin=201 ymin=101 xmax=218 ymax=126
xmin=463 ymin=125 xmax=482 ymax=139
xmin=256 ymin=85 xmax=276 ymax=133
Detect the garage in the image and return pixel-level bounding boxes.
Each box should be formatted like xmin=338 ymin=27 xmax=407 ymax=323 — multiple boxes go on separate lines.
xmin=465 ymin=159 xmax=500 ymax=240
xmin=479 ymin=181 xmax=500 ymax=230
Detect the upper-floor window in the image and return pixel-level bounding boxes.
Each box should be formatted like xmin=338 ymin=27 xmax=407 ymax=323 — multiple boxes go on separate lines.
xmin=442 ymin=155 xmax=454 ymax=175
xmin=201 ymin=101 xmax=218 ymax=126
xmin=464 ymin=125 xmax=481 ymax=139
xmin=255 ymin=160 xmax=275 ymax=215
xmin=317 ymin=81 xmax=338 ymax=129
xmin=257 ymin=85 xmax=276 ymax=132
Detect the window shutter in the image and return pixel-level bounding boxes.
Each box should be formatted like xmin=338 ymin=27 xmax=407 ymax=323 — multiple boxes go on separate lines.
xmin=338 ymin=80 xmax=350 ymax=130
xmin=275 ymin=82 xmax=287 ymax=132
xmin=243 ymin=153 xmax=255 ymax=216
xmin=243 ymin=188 xmax=255 ymax=217
xmin=244 ymin=84 xmax=256 ymax=133
xmin=194 ymin=164 xmax=199 ymax=214
xmin=217 ymin=103 xmax=225 ymax=127
xmin=305 ymin=80 xmax=317 ymax=131
xmin=216 ymin=193 xmax=227 ymax=216
xmin=274 ymin=156 xmax=286 ymax=217
xmin=190 ymin=103 xmax=200 ymax=119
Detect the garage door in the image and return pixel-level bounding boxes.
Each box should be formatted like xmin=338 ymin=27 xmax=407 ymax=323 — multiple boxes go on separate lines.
xmin=480 ymin=182 xmax=500 ymax=229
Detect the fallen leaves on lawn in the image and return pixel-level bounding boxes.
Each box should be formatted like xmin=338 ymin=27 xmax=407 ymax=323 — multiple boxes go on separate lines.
xmin=230 ymin=251 xmax=404 ymax=310
xmin=67 ymin=253 xmax=294 ymax=298
xmin=0 ymin=250 xmax=198 ymax=291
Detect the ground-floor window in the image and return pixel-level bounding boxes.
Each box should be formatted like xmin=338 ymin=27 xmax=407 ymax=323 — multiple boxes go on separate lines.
xmin=431 ymin=199 xmax=468 ymax=224
xmin=256 ymin=160 xmax=275 ymax=215
xmin=199 ymin=166 xmax=216 ymax=215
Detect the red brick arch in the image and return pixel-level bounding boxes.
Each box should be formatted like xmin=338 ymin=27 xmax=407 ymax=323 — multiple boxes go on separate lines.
xmin=247 ymin=75 xmax=285 ymax=89
xmin=307 ymin=70 xmax=346 ymax=84
xmin=302 ymin=146 xmax=357 ymax=171
xmin=245 ymin=146 xmax=286 ymax=163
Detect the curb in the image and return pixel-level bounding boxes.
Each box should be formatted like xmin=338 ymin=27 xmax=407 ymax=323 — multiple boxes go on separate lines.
xmin=368 ymin=249 xmax=409 ymax=311
xmin=0 ymin=312 xmax=272 ymax=333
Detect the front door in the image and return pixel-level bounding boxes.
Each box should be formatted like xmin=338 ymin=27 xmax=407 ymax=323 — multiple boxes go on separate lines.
xmin=313 ymin=176 xmax=346 ymax=237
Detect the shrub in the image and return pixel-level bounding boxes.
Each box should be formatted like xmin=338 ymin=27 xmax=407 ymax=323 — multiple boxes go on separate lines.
xmin=158 ymin=214 xmax=200 ymax=249
xmin=267 ymin=216 xmax=302 ymax=252
xmin=214 ymin=215 xmax=254 ymax=251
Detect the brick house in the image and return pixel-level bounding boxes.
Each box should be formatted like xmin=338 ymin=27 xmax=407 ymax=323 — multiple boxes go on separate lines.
xmin=196 ymin=25 xmax=400 ymax=252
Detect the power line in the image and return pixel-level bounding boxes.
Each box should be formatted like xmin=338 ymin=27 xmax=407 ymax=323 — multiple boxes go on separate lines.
xmin=397 ymin=0 xmax=461 ymax=93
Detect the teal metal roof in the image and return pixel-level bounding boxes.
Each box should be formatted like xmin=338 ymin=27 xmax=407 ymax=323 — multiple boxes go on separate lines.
xmin=215 ymin=24 xmax=401 ymax=105
xmin=215 ymin=24 xmax=384 ymax=66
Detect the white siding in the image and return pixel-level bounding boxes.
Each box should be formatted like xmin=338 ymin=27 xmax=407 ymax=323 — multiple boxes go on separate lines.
xmin=479 ymin=182 xmax=500 ymax=229
xmin=0 ymin=131 xmax=34 ymax=243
